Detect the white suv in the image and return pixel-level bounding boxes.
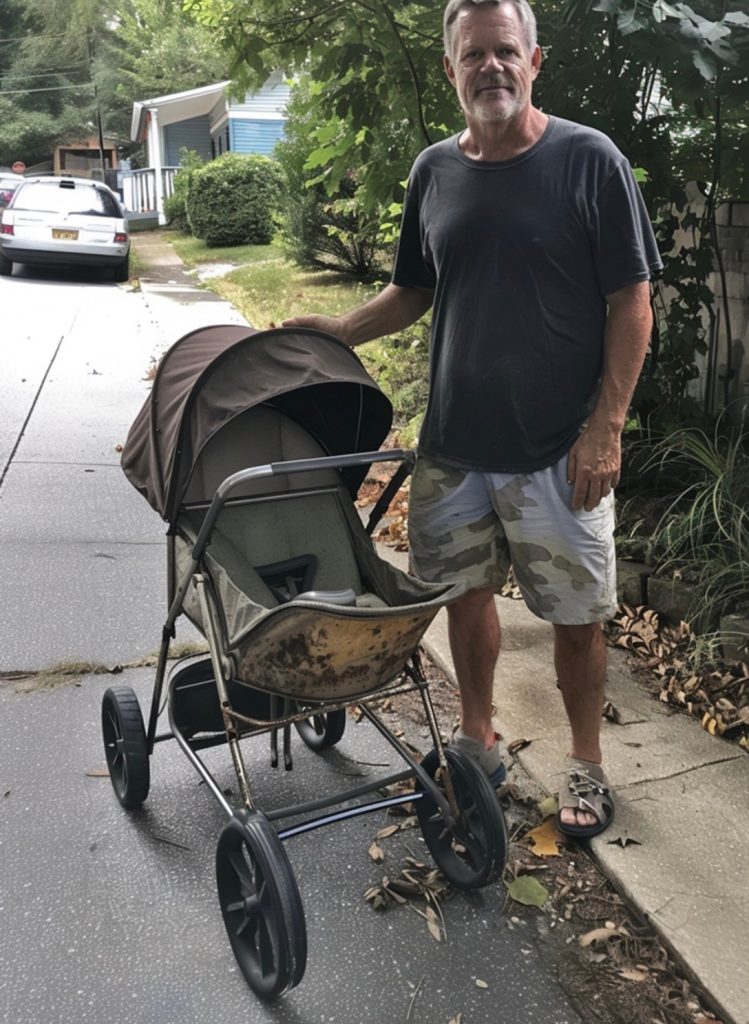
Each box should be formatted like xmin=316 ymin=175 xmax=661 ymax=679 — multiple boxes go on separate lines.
xmin=0 ymin=176 xmax=130 ymax=281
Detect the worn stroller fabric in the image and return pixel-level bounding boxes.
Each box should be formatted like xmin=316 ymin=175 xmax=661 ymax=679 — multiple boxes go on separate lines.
xmin=122 ymin=325 xmax=462 ymax=702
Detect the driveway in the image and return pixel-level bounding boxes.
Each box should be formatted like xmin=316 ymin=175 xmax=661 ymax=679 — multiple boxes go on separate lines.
xmin=0 ymin=260 xmax=583 ymax=1024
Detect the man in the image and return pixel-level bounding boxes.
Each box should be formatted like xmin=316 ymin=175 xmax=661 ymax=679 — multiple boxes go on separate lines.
xmin=284 ymin=0 xmax=662 ymax=837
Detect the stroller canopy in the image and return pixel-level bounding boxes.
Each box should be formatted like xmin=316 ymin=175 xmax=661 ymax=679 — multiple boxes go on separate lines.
xmin=122 ymin=325 xmax=393 ymax=523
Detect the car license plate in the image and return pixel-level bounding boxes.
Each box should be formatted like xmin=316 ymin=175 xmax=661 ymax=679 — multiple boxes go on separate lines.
xmin=52 ymin=229 xmax=78 ymax=240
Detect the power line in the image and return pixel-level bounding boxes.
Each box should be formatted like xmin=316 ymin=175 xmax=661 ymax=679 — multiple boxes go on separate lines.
xmin=0 ymin=82 xmax=95 ymax=96
xmin=0 ymin=34 xmax=71 ymax=44
xmin=2 ymin=66 xmax=89 ymax=79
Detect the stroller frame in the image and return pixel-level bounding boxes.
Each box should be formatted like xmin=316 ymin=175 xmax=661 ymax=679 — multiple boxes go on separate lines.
xmin=149 ymin=450 xmax=457 ymax=825
xmin=104 ymin=327 xmax=508 ymax=1001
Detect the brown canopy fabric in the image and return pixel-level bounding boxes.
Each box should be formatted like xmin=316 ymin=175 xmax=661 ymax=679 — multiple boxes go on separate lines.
xmin=121 ymin=325 xmax=393 ymax=523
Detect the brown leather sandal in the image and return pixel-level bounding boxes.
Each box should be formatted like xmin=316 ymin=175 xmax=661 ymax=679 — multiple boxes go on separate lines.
xmin=556 ymin=757 xmax=615 ymax=839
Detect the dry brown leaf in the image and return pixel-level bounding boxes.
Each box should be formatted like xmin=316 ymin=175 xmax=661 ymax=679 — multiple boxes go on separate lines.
xmin=619 ymin=968 xmax=649 ymax=982
xmin=425 ymin=904 xmax=442 ymax=942
xmin=475 ymin=979 xmax=489 ymax=989
xmin=524 ymin=818 xmax=563 ymax=857
xmin=508 ymin=737 xmax=531 ymax=755
xmin=84 ymin=767 xmax=110 ymax=777
xmin=375 ymin=824 xmax=400 ymax=840
xmin=448 ymin=1015 xmax=462 ymax=1024
xmin=368 ymin=841 xmax=385 ymax=863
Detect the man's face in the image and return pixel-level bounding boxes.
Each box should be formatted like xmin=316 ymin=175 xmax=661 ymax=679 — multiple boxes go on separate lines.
xmin=444 ymin=3 xmax=541 ymax=125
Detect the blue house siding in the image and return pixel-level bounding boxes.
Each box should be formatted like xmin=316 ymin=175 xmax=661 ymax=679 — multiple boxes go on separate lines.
xmin=229 ymin=119 xmax=285 ymax=157
xmin=163 ymin=115 xmax=211 ymax=165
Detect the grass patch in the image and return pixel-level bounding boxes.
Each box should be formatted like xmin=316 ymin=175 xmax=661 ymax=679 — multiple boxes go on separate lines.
xmin=207 ymin=260 xmax=380 ymax=331
xmin=166 ymin=231 xmax=283 ymax=268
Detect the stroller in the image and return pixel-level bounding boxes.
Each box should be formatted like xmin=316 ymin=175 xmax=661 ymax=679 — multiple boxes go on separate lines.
xmin=103 ymin=325 xmax=508 ymax=1000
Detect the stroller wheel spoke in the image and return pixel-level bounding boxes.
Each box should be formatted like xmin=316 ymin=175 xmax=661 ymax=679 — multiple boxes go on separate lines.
xmin=415 ymin=747 xmax=507 ymax=890
xmin=217 ymin=811 xmax=307 ymax=1000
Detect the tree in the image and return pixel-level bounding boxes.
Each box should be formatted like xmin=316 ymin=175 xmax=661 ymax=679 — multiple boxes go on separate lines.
xmin=187 ymin=0 xmax=748 ymax=425
xmin=0 ymin=0 xmax=230 ymax=167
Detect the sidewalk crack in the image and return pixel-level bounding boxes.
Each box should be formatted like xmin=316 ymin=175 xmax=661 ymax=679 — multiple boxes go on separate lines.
xmin=619 ymin=754 xmax=745 ymax=788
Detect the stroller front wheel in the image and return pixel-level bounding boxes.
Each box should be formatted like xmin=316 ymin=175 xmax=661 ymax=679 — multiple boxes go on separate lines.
xmin=101 ymin=686 xmax=150 ymax=809
xmin=293 ymin=708 xmax=346 ymax=751
xmin=415 ymin=746 xmax=507 ymax=889
xmin=216 ymin=810 xmax=307 ymax=1000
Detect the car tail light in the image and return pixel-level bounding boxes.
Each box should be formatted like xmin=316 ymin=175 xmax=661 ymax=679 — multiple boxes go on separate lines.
xmin=114 ymin=232 xmax=128 ymax=243
xmin=1 ymin=223 xmax=13 ymax=235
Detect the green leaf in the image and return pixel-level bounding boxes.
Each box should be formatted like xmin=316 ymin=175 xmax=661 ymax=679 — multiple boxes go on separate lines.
xmin=592 ymin=0 xmax=621 ymax=12
xmin=505 ymin=875 xmax=548 ymax=908
xmin=692 ymin=49 xmax=718 ymax=79
xmin=632 ymin=166 xmax=650 ymax=183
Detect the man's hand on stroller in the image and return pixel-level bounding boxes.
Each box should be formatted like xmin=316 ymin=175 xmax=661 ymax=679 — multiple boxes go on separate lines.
xmin=282 ymin=314 xmax=352 ymax=345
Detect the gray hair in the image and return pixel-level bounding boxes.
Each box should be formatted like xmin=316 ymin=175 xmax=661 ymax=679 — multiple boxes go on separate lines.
xmin=443 ymin=0 xmax=538 ymax=60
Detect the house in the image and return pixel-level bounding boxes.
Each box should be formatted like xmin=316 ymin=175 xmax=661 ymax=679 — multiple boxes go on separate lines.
xmin=126 ymin=72 xmax=290 ymax=224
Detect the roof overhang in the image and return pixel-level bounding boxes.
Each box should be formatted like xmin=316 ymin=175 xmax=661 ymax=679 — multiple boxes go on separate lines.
xmin=131 ymin=81 xmax=231 ymax=141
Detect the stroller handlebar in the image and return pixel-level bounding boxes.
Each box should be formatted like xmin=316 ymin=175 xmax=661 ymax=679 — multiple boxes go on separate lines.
xmin=191 ymin=449 xmax=411 ymax=562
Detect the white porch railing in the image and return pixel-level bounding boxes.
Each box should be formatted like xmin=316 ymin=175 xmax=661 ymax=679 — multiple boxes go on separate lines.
xmin=121 ymin=166 xmax=179 ymax=214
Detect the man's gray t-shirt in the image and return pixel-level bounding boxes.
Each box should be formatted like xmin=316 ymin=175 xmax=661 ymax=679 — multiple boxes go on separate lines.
xmin=391 ymin=116 xmax=663 ymax=473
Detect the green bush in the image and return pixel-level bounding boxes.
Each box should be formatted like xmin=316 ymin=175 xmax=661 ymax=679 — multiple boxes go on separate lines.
xmin=360 ymin=320 xmax=431 ymax=443
xmin=186 ymin=153 xmax=284 ymax=246
xmin=163 ymin=148 xmax=205 ymax=232
xmin=274 ymin=82 xmax=390 ymax=281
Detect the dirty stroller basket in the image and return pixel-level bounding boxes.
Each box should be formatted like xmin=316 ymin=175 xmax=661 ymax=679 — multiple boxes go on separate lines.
xmin=103 ymin=324 xmax=508 ymax=1000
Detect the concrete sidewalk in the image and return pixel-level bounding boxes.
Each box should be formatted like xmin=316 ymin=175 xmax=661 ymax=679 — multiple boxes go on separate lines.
xmin=380 ymin=547 xmax=749 ymax=1024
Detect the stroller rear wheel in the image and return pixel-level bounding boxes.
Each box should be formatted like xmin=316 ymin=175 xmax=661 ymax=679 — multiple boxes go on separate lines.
xmin=216 ymin=810 xmax=307 ymax=1000
xmin=101 ymin=686 xmax=150 ymax=809
xmin=415 ymin=746 xmax=507 ymax=889
xmin=293 ymin=708 xmax=346 ymax=751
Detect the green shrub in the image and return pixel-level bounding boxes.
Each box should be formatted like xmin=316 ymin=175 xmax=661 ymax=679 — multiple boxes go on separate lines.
xmin=186 ymin=153 xmax=284 ymax=246
xmin=360 ymin=320 xmax=431 ymax=442
xmin=617 ymin=419 xmax=749 ymax=632
xmin=274 ymin=83 xmax=390 ymax=281
xmin=163 ymin=148 xmax=205 ymax=232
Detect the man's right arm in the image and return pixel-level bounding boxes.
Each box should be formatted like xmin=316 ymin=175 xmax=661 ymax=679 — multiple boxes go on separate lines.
xmin=281 ymin=283 xmax=433 ymax=348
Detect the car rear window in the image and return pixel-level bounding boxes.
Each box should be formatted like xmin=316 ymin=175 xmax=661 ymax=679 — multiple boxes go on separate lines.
xmin=12 ymin=181 xmax=121 ymax=218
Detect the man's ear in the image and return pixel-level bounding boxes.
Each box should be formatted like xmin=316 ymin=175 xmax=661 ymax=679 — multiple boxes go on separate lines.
xmin=530 ymin=44 xmax=542 ymax=79
xmin=444 ymin=53 xmax=457 ymax=87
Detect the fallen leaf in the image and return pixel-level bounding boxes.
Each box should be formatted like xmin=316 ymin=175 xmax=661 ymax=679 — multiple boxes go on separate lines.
xmin=425 ymin=904 xmax=442 ymax=942
xmin=448 ymin=1015 xmax=462 ymax=1024
xmin=475 ymin=979 xmax=488 ymax=989
xmin=619 ymin=968 xmax=649 ymax=982
xmin=368 ymin=841 xmax=385 ymax=862
xmin=524 ymin=819 xmax=563 ymax=857
xmin=508 ymin=738 xmax=531 ymax=756
xmin=375 ymin=824 xmax=400 ymax=840
xmin=85 ymin=767 xmax=110 ymax=778
xmin=3 ymin=789 xmax=11 ymax=797
xmin=505 ymin=875 xmax=548 ymax=907
xmin=537 ymin=795 xmax=558 ymax=818
xmin=606 ymin=831 xmax=642 ymax=849
xmin=602 ymin=699 xmax=621 ymax=723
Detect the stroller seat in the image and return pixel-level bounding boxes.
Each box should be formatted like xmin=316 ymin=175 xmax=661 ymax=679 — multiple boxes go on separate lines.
xmin=176 ymin=405 xmax=454 ymax=702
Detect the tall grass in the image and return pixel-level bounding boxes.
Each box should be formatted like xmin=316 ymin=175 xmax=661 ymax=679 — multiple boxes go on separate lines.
xmin=631 ymin=419 xmax=749 ymax=631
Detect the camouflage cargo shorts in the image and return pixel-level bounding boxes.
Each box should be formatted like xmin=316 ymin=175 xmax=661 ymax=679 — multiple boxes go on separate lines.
xmin=408 ymin=453 xmax=617 ymax=625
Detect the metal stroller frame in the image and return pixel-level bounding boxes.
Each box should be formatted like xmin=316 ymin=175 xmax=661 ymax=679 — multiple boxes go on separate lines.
xmin=102 ymin=326 xmax=508 ymax=1000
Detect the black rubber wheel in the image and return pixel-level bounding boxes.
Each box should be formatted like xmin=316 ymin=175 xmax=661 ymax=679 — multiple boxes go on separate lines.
xmin=415 ymin=746 xmax=507 ymax=889
xmin=112 ymin=253 xmax=129 ymax=282
xmin=0 ymin=251 xmax=13 ymax=276
xmin=293 ymin=708 xmax=346 ymax=751
xmin=216 ymin=810 xmax=307 ymax=1000
xmin=101 ymin=686 xmax=150 ymax=808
